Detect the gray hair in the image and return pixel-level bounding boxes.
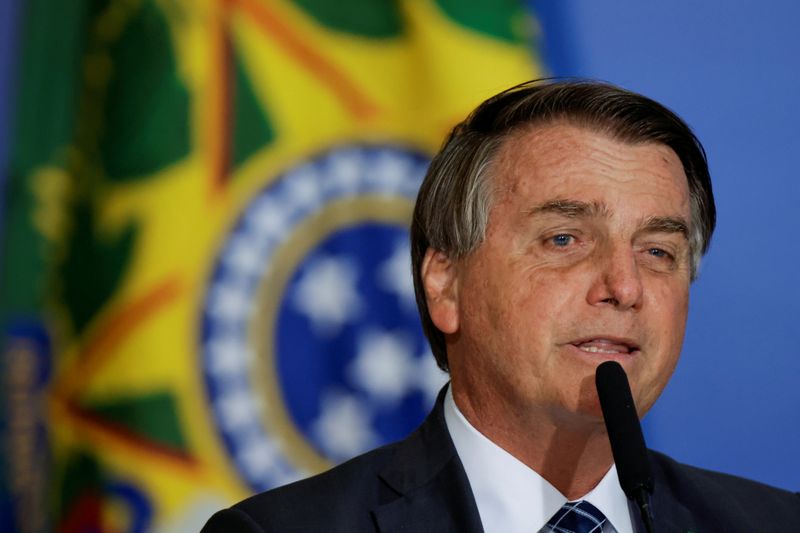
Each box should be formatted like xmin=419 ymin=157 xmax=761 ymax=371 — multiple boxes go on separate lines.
xmin=411 ymin=79 xmax=716 ymax=371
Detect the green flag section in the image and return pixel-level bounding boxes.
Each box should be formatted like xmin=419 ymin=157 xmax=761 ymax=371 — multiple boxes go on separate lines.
xmin=230 ymin=42 xmax=276 ymax=170
xmin=79 ymin=392 xmax=189 ymax=453
xmin=99 ymin=0 xmax=191 ymax=182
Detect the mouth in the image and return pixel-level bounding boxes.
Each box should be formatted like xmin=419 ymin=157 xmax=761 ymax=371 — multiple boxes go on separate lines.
xmin=568 ymin=337 xmax=640 ymax=356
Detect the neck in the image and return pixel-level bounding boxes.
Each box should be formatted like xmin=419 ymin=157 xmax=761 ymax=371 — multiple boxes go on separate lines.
xmin=451 ymin=384 xmax=614 ymax=500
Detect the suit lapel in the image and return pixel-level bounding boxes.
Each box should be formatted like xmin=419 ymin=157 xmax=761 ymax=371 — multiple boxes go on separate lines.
xmin=371 ymin=386 xmax=483 ymax=533
xmin=371 ymin=390 xmax=705 ymax=533
xmin=647 ymin=453 xmax=697 ymax=533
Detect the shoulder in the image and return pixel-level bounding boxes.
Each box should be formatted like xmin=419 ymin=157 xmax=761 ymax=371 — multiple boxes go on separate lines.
xmin=650 ymin=449 xmax=799 ymax=504
xmin=203 ymin=443 xmax=400 ymax=532
xmin=200 ymin=386 xmax=472 ymax=532
xmin=649 ymin=450 xmax=800 ymax=531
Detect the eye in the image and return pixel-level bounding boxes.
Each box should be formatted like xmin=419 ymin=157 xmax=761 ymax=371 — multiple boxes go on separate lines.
xmin=550 ymin=234 xmax=574 ymax=247
xmin=647 ymin=248 xmax=673 ymax=260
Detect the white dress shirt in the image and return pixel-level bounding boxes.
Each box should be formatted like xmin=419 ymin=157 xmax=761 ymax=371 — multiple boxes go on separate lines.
xmin=443 ymin=386 xmax=635 ymax=533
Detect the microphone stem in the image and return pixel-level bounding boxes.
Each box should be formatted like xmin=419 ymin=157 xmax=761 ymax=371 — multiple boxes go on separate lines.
xmin=634 ymin=490 xmax=655 ymax=533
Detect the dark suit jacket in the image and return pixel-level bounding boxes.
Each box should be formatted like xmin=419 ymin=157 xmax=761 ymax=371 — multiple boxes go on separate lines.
xmin=202 ymin=391 xmax=800 ymax=532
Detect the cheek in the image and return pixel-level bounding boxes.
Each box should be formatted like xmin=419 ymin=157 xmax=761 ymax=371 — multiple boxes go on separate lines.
xmin=505 ymin=272 xmax=580 ymax=352
xmin=637 ymin=283 xmax=688 ymax=405
xmin=661 ymin=286 xmax=689 ymax=346
xmin=456 ymin=268 xmax=508 ymax=343
xmin=647 ymin=277 xmax=689 ymax=336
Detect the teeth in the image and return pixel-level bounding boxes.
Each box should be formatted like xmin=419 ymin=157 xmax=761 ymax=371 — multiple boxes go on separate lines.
xmin=578 ymin=345 xmax=625 ymax=354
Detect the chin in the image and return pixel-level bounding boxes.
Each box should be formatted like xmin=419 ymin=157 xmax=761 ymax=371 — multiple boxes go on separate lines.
xmin=576 ymin=400 xmax=605 ymax=422
xmin=572 ymin=381 xmax=606 ymax=421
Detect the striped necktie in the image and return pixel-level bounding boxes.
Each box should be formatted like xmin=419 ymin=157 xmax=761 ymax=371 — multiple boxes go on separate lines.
xmin=545 ymin=500 xmax=609 ymax=533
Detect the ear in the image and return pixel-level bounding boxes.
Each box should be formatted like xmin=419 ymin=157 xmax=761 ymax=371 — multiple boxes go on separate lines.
xmin=420 ymin=248 xmax=459 ymax=334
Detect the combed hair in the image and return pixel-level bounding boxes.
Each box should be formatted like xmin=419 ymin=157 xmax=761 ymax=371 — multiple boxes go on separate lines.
xmin=411 ymin=79 xmax=716 ymax=371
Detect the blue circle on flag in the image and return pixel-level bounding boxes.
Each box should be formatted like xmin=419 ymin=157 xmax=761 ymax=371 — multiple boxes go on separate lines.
xmin=200 ymin=145 xmax=448 ymax=491
xmin=276 ymin=223 xmax=434 ymax=462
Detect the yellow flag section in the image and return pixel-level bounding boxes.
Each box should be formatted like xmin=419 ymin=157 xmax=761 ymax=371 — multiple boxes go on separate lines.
xmin=47 ymin=0 xmax=540 ymax=530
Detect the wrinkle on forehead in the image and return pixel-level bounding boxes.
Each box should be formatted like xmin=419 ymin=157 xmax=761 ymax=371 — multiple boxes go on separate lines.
xmin=492 ymin=123 xmax=689 ymax=209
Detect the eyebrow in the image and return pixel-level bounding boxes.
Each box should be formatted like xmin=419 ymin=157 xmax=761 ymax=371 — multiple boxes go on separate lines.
xmin=526 ymin=199 xmax=690 ymax=240
xmin=526 ymin=199 xmax=609 ymax=218
xmin=639 ymin=215 xmax=689 ymax=239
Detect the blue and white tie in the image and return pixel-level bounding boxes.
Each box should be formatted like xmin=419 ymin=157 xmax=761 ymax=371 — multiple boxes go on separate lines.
xmin=545 ymin=500 xmax=608 ymax=533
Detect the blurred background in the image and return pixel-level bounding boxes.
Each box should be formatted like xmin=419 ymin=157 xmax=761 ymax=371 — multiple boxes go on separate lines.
xmin=1 ymin=0 xmax=797 ymax=531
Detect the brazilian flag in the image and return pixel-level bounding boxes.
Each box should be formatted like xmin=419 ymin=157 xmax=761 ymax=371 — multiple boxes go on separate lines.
xmin=0 ymin=0 xmax=541 ymax=531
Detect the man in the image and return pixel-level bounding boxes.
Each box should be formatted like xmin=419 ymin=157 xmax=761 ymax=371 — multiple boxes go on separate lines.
xmin=203 ymin=80 xmax=800 ymax=532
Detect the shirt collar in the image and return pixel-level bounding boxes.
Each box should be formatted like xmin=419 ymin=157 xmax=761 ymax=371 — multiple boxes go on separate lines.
xmin=582 ymin=462 xmax=635 ymax=533
xmin=443 ymin=385 xmax=634 ymax=533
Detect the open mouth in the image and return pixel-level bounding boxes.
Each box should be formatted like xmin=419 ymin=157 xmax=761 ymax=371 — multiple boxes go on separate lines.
xmin=570 ymin=338 xmax=640 ymax=355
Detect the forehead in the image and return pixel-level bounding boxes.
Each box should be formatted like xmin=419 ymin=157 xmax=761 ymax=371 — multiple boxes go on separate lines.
xmin=491 ymin=123 xmax=691 ymax=216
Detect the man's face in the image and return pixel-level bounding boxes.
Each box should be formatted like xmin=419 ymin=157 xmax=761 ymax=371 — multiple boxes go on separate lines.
xmin=425 ymin=123 xmax=692 ymax=425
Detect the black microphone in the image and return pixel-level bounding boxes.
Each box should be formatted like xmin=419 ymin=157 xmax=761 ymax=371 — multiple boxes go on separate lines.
xmin=595 ymin=360 xmax=655 ymax=533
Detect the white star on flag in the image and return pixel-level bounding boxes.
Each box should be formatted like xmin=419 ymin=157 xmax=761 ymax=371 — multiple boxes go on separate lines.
xmin=370 ymin=151 xmax=412 ymax=194
xmin=292 ymin=255 xmax=364 ymax=337
xmin=248 ymin=197 xmax=290 ymax=238
xmin=208 ymin=281 xmax=251 ymax=323
xmin=312 ymin=391 xmax=377 ymax=460
xmin=347 ymin=329 xmax=416 ymax=405
xmin=238 ymin=438 xmax=280 ymax=478
xmin=207 ymin=335 xmax=248 ymax=378
xmin=284 ymin=167 xmax=321 ymax=211
xmin=377 ymin=240 xmax=416 ymax=310
xmin=216 ymin=389 xmax=257 ymax=430
xmin=326 ymin=150 xmax=364 ymax=194
xmin=223 ymin=233 xmax=264 ymax=278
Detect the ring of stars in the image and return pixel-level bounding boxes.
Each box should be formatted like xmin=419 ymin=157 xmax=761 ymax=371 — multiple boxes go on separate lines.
xmin=199 ymin=145 xmax=439 ymax=491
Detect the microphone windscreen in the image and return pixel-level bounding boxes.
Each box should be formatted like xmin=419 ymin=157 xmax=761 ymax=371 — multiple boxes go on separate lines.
xmin=595 ymin=360 xmax=653 ymax=499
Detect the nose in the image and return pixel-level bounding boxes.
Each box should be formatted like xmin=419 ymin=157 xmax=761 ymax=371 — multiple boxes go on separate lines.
xmin=586 ymin=244 xmax=644 ymax=310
